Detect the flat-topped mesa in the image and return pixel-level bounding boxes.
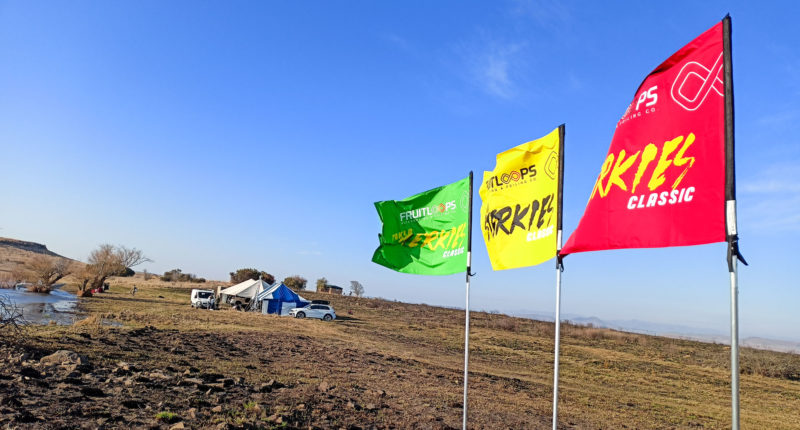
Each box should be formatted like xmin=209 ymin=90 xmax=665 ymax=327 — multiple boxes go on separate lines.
xmin=0 ymin=237 xmax=60 ymax=256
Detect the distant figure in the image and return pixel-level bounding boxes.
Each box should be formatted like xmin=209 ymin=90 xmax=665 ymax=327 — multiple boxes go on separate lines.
xmin=130 ymin=285 xmax=138 ymax=296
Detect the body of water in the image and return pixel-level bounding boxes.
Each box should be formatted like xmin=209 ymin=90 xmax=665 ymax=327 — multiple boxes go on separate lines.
xmin=0 ymin=286 xmax=79 ymax=325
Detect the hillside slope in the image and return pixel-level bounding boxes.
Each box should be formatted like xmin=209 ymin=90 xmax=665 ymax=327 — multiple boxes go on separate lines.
xmin=0 ymin=237 xmax=81 ymax=277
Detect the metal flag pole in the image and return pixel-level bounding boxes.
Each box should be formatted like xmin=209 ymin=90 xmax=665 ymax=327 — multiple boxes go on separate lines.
xmin=462 ymin=171 xmax=474 ymax=430
xmin=552 ymin=238 xmax=563 ymax=430
xmin=728 ymin=217 xmax=740 ymax=430
xmin=552 ymin=124 xmax=566 ymax=430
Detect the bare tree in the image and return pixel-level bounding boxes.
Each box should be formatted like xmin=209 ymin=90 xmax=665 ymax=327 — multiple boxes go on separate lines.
xmin=0 ymin=295 xmax=25 ymax=332
xmin=25 ymin=255 xmax=72 ymax=287
xmin=75 ymin=244 xmax=151 ymax=295
xmin=349 ymin=281 xmax=365 ymax=297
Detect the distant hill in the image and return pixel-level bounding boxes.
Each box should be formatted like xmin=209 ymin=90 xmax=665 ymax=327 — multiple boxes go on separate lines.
xmin=515 ymin=311 xmax=800 ymax=354
xmin=0 ymin=237 xmax=81 ymax=277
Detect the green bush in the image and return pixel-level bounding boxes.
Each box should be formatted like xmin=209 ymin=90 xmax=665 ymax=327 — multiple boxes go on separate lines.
xmin=160 ymin=269 xmax=205 ymax=283
xmin=230 ymin=268 xmax=274 ymax=285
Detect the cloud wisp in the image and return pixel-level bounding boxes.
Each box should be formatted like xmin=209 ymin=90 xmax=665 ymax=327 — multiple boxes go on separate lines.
xmin=460 ymin=40 xmax=527 ymax=100
xmin=740 ymin=162 xmax=800 ymax=232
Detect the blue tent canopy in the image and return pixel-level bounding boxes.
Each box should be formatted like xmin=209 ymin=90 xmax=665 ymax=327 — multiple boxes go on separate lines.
xmin=257 ymin=283 xmax=309 ymax=316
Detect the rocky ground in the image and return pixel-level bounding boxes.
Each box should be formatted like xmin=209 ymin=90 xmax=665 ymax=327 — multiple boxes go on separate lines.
xmin=4 ymin=280 xmax=799 ymax=429
xmin=0 ymin=326 xmax=470 ymax=430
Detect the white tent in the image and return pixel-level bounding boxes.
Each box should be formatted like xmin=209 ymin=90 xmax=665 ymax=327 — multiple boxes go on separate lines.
xmin=220 ymin=279 xmax=273 ymax=308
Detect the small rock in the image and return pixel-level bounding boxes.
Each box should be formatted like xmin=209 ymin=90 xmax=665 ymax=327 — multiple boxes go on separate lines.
xmin=259 ymin=379 xmax=284 ymax=392
xmin=318 ymin=381 xmax=330 ymax=393
xmin=40 ymin=350 xmax=88 ymax=367
xmin=187 ymin=408 xmax=197 ymax=419
xmin=211 ymin=405 xmax=223 ymax=413
xmin=150 ymin=371 xmax=170 ymax=380
xmin=169 ymin=422 xmax=185 ymax=430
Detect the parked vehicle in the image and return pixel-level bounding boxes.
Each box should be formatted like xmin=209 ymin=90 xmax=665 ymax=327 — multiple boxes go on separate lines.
xmin=190 ymin=289 xmax=216 ymax=309
xmin=289 ymin=303 xmax=336 ymax=321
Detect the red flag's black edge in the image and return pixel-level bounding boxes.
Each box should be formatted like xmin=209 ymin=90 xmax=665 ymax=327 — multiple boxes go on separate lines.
xmin=723 ymin=15 xmax=748 ymax=270
xmin=723 ymin=15 xmax=735 ymax=204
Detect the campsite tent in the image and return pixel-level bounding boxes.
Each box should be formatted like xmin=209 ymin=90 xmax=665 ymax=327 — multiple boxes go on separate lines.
xmin=257 ymin=283 xmax=309 ymax=316
xmin=220 ymin=279 xmax=272 ymax=309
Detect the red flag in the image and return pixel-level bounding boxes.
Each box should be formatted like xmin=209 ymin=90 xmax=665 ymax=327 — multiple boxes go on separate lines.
xmin=562 ymin=21 xmax=729 ymax=255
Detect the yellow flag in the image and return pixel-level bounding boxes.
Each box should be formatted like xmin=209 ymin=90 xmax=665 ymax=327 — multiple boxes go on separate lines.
xmin=479 ymin=126 xmax=563 ymax=270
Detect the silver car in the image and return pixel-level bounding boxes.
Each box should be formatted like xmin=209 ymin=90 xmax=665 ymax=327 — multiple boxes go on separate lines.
xmin=289 ymin=304 xmax=336 ymax=321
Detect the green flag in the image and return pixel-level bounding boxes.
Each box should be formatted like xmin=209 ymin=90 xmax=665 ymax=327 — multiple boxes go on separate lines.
xmin=372 ymin=176 xmax=471 ymax=275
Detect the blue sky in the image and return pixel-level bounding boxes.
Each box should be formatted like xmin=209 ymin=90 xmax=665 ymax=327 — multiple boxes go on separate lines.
xmin=2 ymin=1 xmax=799 ymax=341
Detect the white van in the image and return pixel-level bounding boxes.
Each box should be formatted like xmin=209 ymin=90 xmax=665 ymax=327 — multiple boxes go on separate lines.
xmin=190 ymin=289 xmax=215 ymax=309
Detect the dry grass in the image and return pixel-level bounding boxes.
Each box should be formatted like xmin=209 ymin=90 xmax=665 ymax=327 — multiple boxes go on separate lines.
xmin=21 ymin=277 xmax=800 ymax=429
xmin=73 ymin=313 xmax=101 ymax=328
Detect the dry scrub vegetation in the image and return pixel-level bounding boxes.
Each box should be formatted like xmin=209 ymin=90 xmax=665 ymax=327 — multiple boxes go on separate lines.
xmin=10 ymin=275 xmax=800 ymax=429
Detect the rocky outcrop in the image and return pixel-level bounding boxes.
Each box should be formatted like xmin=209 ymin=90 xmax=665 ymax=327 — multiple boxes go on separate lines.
xmin=0 ymin=238 xmax=62 ymax=258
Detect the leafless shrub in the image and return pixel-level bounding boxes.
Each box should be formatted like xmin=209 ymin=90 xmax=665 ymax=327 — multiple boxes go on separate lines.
xmin=741 ymin=348 xmax=800 ymax=381
xmin=0 ymin=295 xmax=25 ymax=332
xmin=562 ymin=322 xmax=642 ymax=345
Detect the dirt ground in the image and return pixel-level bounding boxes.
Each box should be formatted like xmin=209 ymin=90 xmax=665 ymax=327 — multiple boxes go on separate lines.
xmin=1 ymin=325 xmax=554 ymax=429
xmin=2 ymin=278 xmax=799 ymax=429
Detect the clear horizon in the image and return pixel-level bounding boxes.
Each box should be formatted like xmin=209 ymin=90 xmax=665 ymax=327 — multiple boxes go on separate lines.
xmin=3 ymin=1 xmax=799 ymax=342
